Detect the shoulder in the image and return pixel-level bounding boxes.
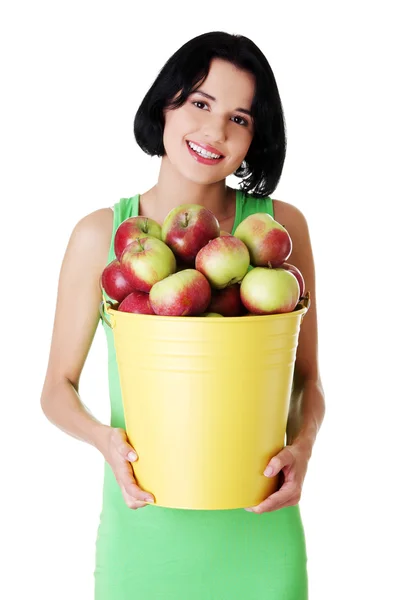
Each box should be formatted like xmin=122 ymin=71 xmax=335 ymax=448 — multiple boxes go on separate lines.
xmin=272 ymin=199 xmax=308 ymax=232
xmin=272 ymin=199 xmax=311 ymax=253
xmin=66 ymin=207 xmax=114 ymax=270
xmin=70 ymin=207 xmax=113 ymax=248
xmin=72 ymin=207 xmax=114 ymax=237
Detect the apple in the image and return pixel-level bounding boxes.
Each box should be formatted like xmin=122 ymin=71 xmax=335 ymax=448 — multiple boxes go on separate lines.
xmin=195 ymin=236 xmax=250 ymax=289
xmin=120 ymin=236 xmax=176 ymax=293
xmin=199 ymin=312 xmax=223 ymax=317
xmin=220 ymin=230 xmax=232 ymax=237
xmin=114 ymin=216 xmax=162 ymax=260
xmin=234 ymin=213 xmax=292 ymax=267
xmin=161 ymin=204 xmax=220 ymax=263
xmin=118 ymin=290 xmax=155 ymax=314
xmin=101 ymin=259 xmax=136 ymax=302
xmin=207 ymin=283 xmax=244 ymax=317
xmin=281 ymin=262 xmax=305 ymax=297
xmin=149 ymin=269 xmax=211 ymax=316
xmin=240 ymin=267 xmax=300 ymax=315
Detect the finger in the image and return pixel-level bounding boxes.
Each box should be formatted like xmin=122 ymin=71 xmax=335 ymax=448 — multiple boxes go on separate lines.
xmin=112 ymin=428 xmax=138 ymax=462
xmin=117 ymin=440 xmax=138 ymax=462
xmin=251 ymin=483 xmax=299 ymax=513
xmin=118 ymin=460 xmax=154 ymax=503
xmin=122 ymin=479 xmax=155 ymax=505
xmin=122 ymin=487 xmax=153 ymax=510
xmin=121 ymin=463 xmax=155 ymax=503
xmin=264 ymin=447 xmax=294 ymax=477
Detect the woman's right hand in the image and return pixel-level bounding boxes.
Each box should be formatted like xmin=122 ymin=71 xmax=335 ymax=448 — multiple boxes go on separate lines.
xmin=101 ymin=427 xmax=155 ymax=509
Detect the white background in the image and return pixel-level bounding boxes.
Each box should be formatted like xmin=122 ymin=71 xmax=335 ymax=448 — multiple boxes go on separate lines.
xmin=1 ymin=1 xmax=399 ymax=598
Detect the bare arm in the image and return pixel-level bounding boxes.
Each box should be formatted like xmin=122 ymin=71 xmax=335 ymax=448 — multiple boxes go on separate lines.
xmin=40 ymin=208 xmax=114 ymax=454
xmin=275 ymin=201 xmax=326 ymax=456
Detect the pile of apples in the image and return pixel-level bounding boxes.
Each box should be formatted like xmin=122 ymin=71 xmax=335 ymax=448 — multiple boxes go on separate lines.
xmin=101 ymin=204 xmax=305 ymax=317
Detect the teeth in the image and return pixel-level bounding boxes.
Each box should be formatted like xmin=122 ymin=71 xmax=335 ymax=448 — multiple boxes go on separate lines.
xmin=188 ymin=141 xmax=222 ymax=159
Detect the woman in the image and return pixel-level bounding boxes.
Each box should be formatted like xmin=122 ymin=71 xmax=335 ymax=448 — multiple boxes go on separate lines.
xmin=41 ymin=31 xmax=325 ymax=599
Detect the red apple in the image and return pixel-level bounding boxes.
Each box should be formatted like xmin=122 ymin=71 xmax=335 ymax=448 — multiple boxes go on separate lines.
xmin=120 ymin=236 xmax=176 ymax=293
xmin=149 ymin=269 xmax=211 ymax=316
xmin=240 ymin=267 xmax=300 ymax=315
xmin=281 ymin=262 xmax=305 ymax=297
xmin=195 ymin=236 xmax=250 ymax=289
xmin=101 ymin=259 xmax=136 ymax=302
xmin=234 ymin=213 xmax=292 ymax=267
xmin=207 ymin=283 xmax=244 ymax=316
xmin=118 ymin=290 xmax=155 ymax=314
xmin=161 ymin=204 xmax=220 ymax=263
xmin=114 ymin=216 xmax=162 ymax=260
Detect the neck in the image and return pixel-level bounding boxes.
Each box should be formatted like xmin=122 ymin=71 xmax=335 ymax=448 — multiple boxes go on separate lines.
xmin=142 ymin=155 xmax=234 ymax=223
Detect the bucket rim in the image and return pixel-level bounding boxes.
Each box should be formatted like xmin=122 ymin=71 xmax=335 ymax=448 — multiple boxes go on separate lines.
xmin=101 ymin=291 xmax=310 ymax=325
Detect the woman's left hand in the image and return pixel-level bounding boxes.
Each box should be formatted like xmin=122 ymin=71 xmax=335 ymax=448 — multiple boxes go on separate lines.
xmin=244 ymin=443 xmax=310 ymax=514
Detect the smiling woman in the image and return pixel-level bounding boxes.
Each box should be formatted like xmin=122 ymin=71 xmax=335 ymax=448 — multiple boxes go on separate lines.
xmin=40 ymin=30 xmax=324 ymax=600
xmin=134 ymin=31 xmax=287 ymax=203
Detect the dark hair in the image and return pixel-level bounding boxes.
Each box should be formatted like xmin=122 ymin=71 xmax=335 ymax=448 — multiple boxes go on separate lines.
xmin=134 ymin=31 xmax=286 ymax=198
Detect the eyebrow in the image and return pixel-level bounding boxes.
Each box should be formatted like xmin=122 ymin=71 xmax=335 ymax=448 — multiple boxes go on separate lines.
xmin=192 ymin=90 xmax=252 ymax=117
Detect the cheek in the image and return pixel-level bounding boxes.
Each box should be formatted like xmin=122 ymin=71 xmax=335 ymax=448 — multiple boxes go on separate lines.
xmin=164 ymin=108 xmax=196 ymax=140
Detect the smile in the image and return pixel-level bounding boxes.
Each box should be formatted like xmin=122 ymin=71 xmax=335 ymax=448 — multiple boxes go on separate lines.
xmin=186 ymin=141 xmax=225 ymax=165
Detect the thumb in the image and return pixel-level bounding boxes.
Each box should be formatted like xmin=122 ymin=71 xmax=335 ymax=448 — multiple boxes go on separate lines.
xmin=264 ymin=447 xmax=295 ymax=477
xmin=118 ymin=439 xmax=137 ymax=462
xmin=127 ymin=449 xmax=138 ymax=462
xmin=114 ymin=428 xmax=138 ymax=462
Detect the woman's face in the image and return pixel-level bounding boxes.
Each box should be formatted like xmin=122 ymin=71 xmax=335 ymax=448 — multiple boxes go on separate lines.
xmin=162 ymin=58 xmax=255 ymax=185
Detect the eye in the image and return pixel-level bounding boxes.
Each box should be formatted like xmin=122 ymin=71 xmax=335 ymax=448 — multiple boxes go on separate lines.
xmin=231 ymin=115 xmax=249 ymax=127
xmin=192 ymin=101 xmax=209 ymax=110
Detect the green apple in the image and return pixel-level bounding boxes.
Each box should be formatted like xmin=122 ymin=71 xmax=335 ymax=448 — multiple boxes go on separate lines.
xmin=120 ymin=236 xmax=176 ymax=293
xmin=240 ymin=267 xmax=300 ymax=314
xmin=195 ymin=236 xmax=250 ymax=289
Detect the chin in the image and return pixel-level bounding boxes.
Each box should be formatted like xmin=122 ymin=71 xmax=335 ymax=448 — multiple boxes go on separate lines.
xmin=170 ymin=161 xmax=220 ymax=185
xmin=182 ymin=159 xmax=235 ymax=185
xmin=183 ymin=171 xmax=224 ymax=185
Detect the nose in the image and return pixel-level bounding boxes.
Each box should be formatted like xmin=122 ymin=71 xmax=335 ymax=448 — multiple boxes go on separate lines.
xmin=202 ymin=114 xmax=227 ymax=143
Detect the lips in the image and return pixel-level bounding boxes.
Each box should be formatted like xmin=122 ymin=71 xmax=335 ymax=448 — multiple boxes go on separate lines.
xmin=186 ymin=142 xmax=225 ymax=166
xmin=187 ymin=140 xmax=225 ymax=158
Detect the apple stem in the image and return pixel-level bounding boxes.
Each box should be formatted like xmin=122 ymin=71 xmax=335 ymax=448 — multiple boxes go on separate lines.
xmin=143 ymin=218 xmax=149 ymax=233
xmin=267 ymin=261 xmax=272 ymax=268
xmin=184 ymin=212 xmax=189 ymax=227
xmin=137 ymin=237 xmax=144 ymax=251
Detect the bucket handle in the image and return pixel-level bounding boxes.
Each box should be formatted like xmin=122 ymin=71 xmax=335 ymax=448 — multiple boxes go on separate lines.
xmin=99 ymin=291 xmax=114 ymax=328
xmin=299 ymin=291 xmax=311 ymax=322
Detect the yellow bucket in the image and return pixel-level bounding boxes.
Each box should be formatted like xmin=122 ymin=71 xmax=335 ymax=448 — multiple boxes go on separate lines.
xmin=101 ymin=293 xmax=310 ymax=510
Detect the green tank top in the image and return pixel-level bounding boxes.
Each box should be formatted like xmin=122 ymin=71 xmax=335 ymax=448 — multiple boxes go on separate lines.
xmin=96 ymin=190 xmax=308 ymax=600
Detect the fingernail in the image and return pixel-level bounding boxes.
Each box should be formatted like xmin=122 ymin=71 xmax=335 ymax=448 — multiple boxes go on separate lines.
xmin=244 ymin=508 xmax=254 ymax=512
xmin=128 ymin=451 xmax=137 ymax=461
xmin=264 ymin=466 xmax=273 ymax=477
xmin=145 ymin=497 xmax=154 ymax=503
